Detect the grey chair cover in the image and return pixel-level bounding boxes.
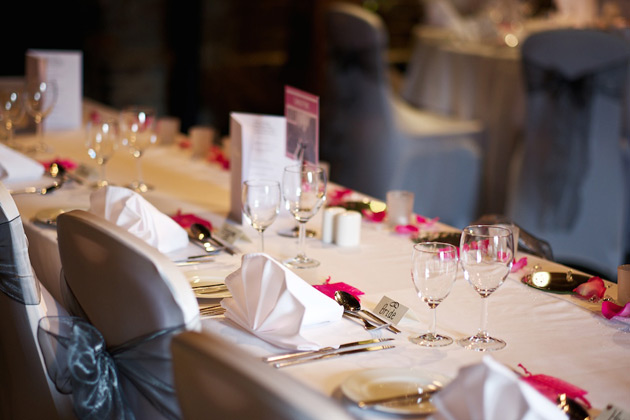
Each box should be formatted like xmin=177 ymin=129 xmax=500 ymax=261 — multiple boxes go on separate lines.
xmin=48 ymin=210 xmax=200 ymax=420
xmin=0 ymin=182 xmax=74 ymax=419
xmin=321 ymin=2 xmax=483 ymax=228
xmin=171 ymin=330 xmax=358 ymax=420
xmin=507 ymin=29 xmax=630 ymax=278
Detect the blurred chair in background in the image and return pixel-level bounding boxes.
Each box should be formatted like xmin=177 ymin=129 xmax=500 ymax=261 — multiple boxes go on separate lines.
xmin=172 ymin=330 xmax=357 ymax=420
xmin=50 ymin=210 xmax=201 ymax=420
xmin=507 ymin=28 xmax=630 ymax=279
xmin=0 ymin=183 xmax=74 ymax=419
xmin=321 ymin=2 xmax=484 ymax=228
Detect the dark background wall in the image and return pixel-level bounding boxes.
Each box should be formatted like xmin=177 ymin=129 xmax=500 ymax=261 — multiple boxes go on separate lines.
xmin=2 ymin=0 xmax=421 ymax=135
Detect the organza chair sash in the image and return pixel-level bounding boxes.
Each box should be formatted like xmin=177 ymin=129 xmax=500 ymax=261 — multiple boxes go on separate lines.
xmin=37 ymin=316 xmax=186 ymax=420
xmin=523 ymin=60 xmax=628 ymax=230
xmin=0 ymin=215 xmax=41 ymax=305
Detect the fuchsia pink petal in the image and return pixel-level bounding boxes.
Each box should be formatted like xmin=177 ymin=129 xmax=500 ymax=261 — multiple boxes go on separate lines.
xmin=511 ymin=257 xmax=527 ymax=272
xmin=416 ymin=215 xmax=439 ymax=227
xmin=361 ymin=209 xmax=386 ymax=223
xmin=313 ymin=276 xmax=365 ymax=301
xmin=601 ymin=301 xmax=630 ymax=319
xmin=517 ymin=364 xmax=591 ymax=408
xmin=171 ymin=210 xmax=213 ymax=230
xmin=573 ymin=277 xmax=606 ymax=300
xmin=326 ymin=188 xmax=353 ymax=207
xmin=395 ymin=224 xmax=419 ymax=234
xmin=206 ymin=145 xmax=230 ymax=170
xmin=40 ymin=158 xmax=78 ymax=171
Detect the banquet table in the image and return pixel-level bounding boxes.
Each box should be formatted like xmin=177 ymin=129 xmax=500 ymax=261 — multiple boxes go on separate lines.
xmin=6 ymin=101 xmax=630 ymax=419
xmin=401 ymin=25 xmax=525 ymax=215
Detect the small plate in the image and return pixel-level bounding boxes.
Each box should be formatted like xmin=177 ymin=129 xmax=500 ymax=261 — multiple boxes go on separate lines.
xmin=33 ymin=208 xmax=71 ymax=227
xmin=187 ymin=275 xmax=231 ymax=299
xmin=341 ymin=368 xmax=450 ymax=415
xmin=521 ymin=271 xmax=590 ymax=294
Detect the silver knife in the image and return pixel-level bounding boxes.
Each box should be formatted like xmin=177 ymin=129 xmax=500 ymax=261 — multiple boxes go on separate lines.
xmin=273 ymin=345 xmax=395 ymax=368
xmin=263 ymin=338 xmax=394 ymax=363
xmin=357 ymin=384 xmax=441 ymax=408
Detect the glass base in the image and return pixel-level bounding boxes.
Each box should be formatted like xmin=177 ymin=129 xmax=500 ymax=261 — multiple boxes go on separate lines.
xmin=457 ymin=334 xmax=506 ymax=351
xmin=277 ymin=226 xmax=316 ymax=238
xmin=410 ymin=333 xmax=453 ymax=347
xmin=92 ymin=180 xmax=112 ymax=189
xmin=283 ymin=255 xmax=320 ymax=269
xmin=127 ymin=181 xmax=153 ymax=193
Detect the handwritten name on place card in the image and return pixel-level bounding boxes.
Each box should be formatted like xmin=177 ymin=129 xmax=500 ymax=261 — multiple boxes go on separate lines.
xmin=372 ymin=296 xmax=409 ymax=325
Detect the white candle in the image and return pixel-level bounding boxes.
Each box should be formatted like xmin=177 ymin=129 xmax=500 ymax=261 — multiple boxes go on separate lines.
xmin=335 ymin=210 xmax=361 ymax=247
xmin=322 ymin=207 xmax=345 ymax=244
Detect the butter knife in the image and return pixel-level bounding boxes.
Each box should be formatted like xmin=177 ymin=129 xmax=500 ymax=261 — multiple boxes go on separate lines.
xmin=273 ymin=345 xmax=395 ymax=368
xmin=357 ymin=385 xmax=441 ymax=408
xmin=263 ymin=338 xmax=394 ymax=363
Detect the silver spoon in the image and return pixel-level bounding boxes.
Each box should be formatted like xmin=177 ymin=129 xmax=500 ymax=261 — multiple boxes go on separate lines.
xmin=335 ymin=291 xmax=401 ymax=334
xmin=47 ymin=162 xmax=84 ymax=185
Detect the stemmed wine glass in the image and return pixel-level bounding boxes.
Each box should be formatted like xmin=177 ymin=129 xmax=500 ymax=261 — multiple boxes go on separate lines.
xmin=24 ymin=79 xmax=58 ymax=152
xmin=86 ymin=117 xmax=118 ymax=189
xmin=242 ymin=179 xmax=281 ymax=252
xmin=0 ymin=87 xmax=25 ymax=147
xmin=119 ymin=106 xmax=157 ymax=193
xmin=282 ymin=164 xmax=327 ymax=268
xmin=411 ymin=242 xmax=458 ymax=347
xmin=458 ymin=225 xmax=514 ymax=351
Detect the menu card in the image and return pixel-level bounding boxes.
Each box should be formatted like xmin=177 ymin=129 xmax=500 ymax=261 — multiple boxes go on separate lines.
xmin=26 ymin=49 xmax=82 ymax=131
xmin=229 ymin=112 xmax=296 ymax=223
xmin=284 ymin=86 xmax=319 ymax=165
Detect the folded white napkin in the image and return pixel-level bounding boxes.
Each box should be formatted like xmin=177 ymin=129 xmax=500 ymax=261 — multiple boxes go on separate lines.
xmin=88 ymin=186 xmax=188 ymax=253
xmin=0 ymin=143 xmax=45 ymax=182
xmin=221 ymin=253 xmax=344 ymax=350
xmin=432 ymin=356 xmax=566 ymax=420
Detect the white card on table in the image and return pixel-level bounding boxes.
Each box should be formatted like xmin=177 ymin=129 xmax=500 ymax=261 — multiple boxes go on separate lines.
xmin=26 ymin=49 xmax=82 ymax=131
xmin=284 ymin=86 xmax=319 ymax=165
xmin=372 ymin=296 xmax=409 ymax=325
xmin=229 ymin=112 xmax=296 ymax=223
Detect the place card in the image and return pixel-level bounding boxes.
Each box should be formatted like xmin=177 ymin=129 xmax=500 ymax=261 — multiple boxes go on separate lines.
xmin=372 ymin=296 xmax=409 ymax=326
xmin=217 ymin=222 xmax=251 ymax=244
xmin=284 ymin=86 xmax=319 ymax=165
xmin=228 ymin=112 xmax=296 ymax=223
xmin=596 ymin=405 xmax=630 ymax=420
xmin=26 ymin=49 xmax=82 ymax=131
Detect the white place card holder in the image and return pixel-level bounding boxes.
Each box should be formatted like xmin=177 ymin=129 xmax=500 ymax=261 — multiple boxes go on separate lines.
xmin=26 ymin=49 xmax=82 ymax=131
xmin=229 ymin=112 xmax=296 ymax=223
xmin=372 ymin=296 xmax=409 ymax=326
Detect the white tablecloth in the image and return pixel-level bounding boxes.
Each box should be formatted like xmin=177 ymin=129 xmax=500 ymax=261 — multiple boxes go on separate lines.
xmin=8 ymin=107 xmax=630 ymax=418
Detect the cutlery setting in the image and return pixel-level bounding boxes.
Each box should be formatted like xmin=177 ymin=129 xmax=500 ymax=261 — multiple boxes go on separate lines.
xmin=8 ymin=181 xmax=63 ymax=196
xmin=335 ymin=291 xmax=400 ymax=334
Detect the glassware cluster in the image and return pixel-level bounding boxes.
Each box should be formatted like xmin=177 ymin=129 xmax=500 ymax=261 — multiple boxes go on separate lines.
xmin=241 ymin=179 xmax=281 ymax=253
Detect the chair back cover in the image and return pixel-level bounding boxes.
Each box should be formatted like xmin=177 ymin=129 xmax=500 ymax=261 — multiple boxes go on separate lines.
xmin=507 ymin=29 xmax=630 ymax=277
xmin=55 ymin=209 xmax=200 ymax=420
xmin=171 ymin=330 xmax=357 ymax=420
xmin=0 ymin=182 xmax=74 ymax=419
xmin=322 ymin=2 xmax=483 ymax=227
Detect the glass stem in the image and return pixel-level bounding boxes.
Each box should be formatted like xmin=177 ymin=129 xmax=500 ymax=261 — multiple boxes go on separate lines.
xmin=428 ymin=307 xmax=437 ymax=338
xmin=136 ymin=155 xmax=144 ymax=185
xmin=297 ymin=221 xmax=307 ymax=260
xmin=99 ymin=163 xmax=107 ymax=185
xmin=478 ymin=297 xmax=489 ymax=338
xmin=259 ymin=230 xmax=265 ymax=253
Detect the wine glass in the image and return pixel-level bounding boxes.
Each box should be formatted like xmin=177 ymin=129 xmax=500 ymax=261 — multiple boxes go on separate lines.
xmin=282 ymin=164 xmax=327 ymax=268
xmin=119 ymin=106 xmax=157 ymax=193
xmin=458 ymin=225 xmax=514 ymax=351
xmin=24 ymin=79 xmax=58 ymax=152
xmin=0 ymin=87 xmax=25 ymax=147
xmin=86 ymin=117 xmax=118 ymax=188
xmin=411 ymin=242 xmax=458 ymax=347
xmin=242 ymin=180 xmax=281 ymax=252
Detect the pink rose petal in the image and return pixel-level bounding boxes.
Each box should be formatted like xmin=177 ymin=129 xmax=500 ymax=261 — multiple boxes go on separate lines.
xmin=361 ymin=209 xmax=386 ymax=223
xmin=171 ymin=210 xmax=213 ymax=230
xmin=601 ymin=301 xmax=630 ymax=319
xmin=313 ymin=276 xmax=364 ymax=301
xmin=40 ymin=158 xmax=78 ymax=171
xmin=573 ymin=276 xmax=606 ymax=300
xmin=511 ymin=257 xmax=527 ymax=272
xmin=395 ymin=224 xmax=419 ymax=234
xmin=327 ymin=188 xmax=353 ymax=207
xmin=416 ymin=215 xmax=439 ymax=227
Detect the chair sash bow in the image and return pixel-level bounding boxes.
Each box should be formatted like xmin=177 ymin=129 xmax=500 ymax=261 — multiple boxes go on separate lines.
xmin=0 ymin=215 xmax=40 ymax=305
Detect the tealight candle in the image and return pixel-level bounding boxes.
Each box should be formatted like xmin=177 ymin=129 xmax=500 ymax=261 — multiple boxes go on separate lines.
xmin=334 ymin=210 xmax=361 ymax=247
xmin=322 ymin=207 xmax=345 ymax=244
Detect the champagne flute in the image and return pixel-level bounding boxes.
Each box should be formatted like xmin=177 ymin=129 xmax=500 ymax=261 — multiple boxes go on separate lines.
xmin=282 ymin=164 xmax=327 ymax=268
xmin=119 ymin=106 xmax=157 ymax=193
xmin=0 ymin=87 xmax=25 ymax=147
xmin=86 ymin=117 xmax=118 ymax=188
xmin=24 ymin=79 xmax=58 ymax=152
xmin=458 ymin=225 xmax=514 ymax=351
xmin=411 ymin=242 xmax=458 ymax=347
xmin=242 ymin=180 xmax=281 ymax=252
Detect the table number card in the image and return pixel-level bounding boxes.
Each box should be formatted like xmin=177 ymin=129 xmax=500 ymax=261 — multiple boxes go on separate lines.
xmin=26 ymin=49 xmax=82 ymax=131
xmin=229 ymin=112 xmax=296 ymax=223
xmin=284 ymin=86 xmax=319 ymax=165
xmin=373 ymin=296 xmax=409 ymax=325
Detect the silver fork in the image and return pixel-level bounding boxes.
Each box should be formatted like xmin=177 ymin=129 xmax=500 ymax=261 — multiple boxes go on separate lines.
xmin=344 ymin=311 xmax=390 ymax=331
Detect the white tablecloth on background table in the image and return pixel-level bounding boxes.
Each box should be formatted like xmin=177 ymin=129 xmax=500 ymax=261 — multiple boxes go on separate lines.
xmin=8 ymin=105 xmax=630 ymax=419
